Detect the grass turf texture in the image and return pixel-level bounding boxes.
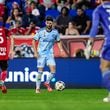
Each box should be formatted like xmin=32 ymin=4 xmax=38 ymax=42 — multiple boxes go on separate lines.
xmin=0 ymin=89 xmax=110 ymax=110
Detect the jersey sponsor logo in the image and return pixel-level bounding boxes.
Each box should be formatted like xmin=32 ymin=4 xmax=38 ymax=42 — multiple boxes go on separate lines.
xmin=0 ymin=47 xmax=6 ymax=55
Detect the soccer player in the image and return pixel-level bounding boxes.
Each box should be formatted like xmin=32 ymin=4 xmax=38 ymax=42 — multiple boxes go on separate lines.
xmin=32 ymin=16 xmax=64 ymax=93
xmin=0 ymin=22 xmax=14 ymax=93
xmin=84 ymin=0 xmax=110 ymax=102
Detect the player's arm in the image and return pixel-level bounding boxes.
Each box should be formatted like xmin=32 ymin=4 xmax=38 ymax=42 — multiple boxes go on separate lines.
xmin=32 ymin=31 xmax=40 ymax=58
xmin=55 ymin=30 xmax=65 ymax=57
xmin=56 ymin=31 xmax=64 ymax=52
xmin=9 ymin=35 xmax=15 ymax=59
xmin=57 ymin=40 xmax=66 ymax=57
xmin=84 ymin=8 xmax=100 ymax=59
xmin=32 ymin=39 xmax=38 ymax=58
xmin=57 ymin=40 xmax=64 ymax=52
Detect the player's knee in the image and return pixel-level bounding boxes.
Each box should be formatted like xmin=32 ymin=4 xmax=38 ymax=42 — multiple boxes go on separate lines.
xmin=50 ymin=68 xmax=56 ymax=73
xmin=38 ymin=68 xmax=43 ymax=73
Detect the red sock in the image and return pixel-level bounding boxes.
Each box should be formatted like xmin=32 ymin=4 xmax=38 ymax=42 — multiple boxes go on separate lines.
xmin=1 ymin=71 xmax=7 ymax=81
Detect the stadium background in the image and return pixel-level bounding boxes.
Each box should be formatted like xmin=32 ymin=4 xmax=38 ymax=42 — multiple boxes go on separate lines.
xmin=6 ymin=35 xmax=104 ymax=88
xmin=1 ymin=1 xmax=110 ymax=110
xmin=0 ymin=0 xmax=104 ymax=89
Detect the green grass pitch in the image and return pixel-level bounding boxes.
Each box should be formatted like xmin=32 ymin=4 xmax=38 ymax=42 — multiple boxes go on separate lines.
xmin=0 ymin=89 xmax=110 ymax=110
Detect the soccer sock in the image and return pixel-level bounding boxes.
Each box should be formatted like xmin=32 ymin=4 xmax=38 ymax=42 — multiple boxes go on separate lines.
xmin=36 ymin=71 xmax=42 ymax=89
xmin=1 ymin=70 xmax=7 ymax=82
xmin=46 ymin=73 xmax=55 ymax=84
xmin=102 ymin=70 xmax=110 ymax=92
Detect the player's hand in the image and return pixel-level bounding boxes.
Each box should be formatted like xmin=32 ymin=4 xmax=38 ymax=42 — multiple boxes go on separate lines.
xmin=34 ymin=52 xmax=38 ymax=58
xmin=9 ymin=50 xmax=14 ymax=59
xmin=60 ymin=49 xmax=66 ymax=57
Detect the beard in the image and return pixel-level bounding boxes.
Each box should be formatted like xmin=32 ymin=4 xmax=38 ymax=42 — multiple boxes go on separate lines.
xmin=47 ymin=25 xmax=52 ymax=30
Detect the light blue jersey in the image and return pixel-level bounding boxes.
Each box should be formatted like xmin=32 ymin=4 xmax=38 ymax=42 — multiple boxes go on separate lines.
xmin=33 ymin=28 xmax=60 ymax=56
xmin=33 ymin=27 xmax=60 ymax=67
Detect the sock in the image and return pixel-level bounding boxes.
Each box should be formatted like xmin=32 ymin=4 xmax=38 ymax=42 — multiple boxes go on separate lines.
xmin=102 ymin=70 xmax=110 ymax=92
xmin=36 ymin=71 xmax=42 ymax=89
xmin=1 ymin=70 xmax=7 ymax=82
xmin=46 ymin=73 xmax=55 ymax=84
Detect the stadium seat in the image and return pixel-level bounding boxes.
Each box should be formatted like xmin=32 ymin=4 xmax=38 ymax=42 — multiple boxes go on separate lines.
xmin=69 ymin=9 xmax=77 ymax=17
xmin=85 ymin=9 xmax=94 ymax=20
xmin=45 ymin=9 xmax=60 ymax=19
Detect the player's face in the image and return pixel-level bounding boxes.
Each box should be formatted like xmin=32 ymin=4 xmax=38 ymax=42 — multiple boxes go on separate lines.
xmin=46 ymin=20 xmax=53 ymax=30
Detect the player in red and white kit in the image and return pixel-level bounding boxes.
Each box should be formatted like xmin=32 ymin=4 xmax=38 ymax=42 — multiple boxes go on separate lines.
xmin=0 ymin=22 xmax=14 ymax=94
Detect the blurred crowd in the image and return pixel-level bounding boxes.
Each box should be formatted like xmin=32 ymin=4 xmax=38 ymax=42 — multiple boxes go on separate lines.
xmin=0 ymin=0 xmax=103 ymax=36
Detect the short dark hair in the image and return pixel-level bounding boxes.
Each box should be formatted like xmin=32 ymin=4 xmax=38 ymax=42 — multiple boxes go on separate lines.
xmin=45 ymin=16 xmax=53 ymax=22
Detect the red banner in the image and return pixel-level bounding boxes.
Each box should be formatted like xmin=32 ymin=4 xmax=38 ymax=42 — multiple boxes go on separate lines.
xmin=7 ymin=35 xmax=104 ymax=58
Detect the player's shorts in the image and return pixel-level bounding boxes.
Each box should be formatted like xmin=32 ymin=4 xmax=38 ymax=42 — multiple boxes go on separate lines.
xmin=101 ymin=45 xmax=110 ymax=61
xmin=37 ymin=54 xmax=56 ymax=68
xmin=0 ymin=60 xmax=8 ymax=70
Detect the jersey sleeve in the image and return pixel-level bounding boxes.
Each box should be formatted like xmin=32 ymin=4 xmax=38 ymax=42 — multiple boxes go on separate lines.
xmin=89 ymin=8 xmax=100 ymax=38
xmin=33 ymin=30 xmax=40 ymax=40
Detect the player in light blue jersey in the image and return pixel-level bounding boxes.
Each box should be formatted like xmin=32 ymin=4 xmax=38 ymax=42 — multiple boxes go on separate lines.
xmin=84 ymin=0 xmax=110 ymax=102
xmin=32 ymin=16 xmax=64 ymax=93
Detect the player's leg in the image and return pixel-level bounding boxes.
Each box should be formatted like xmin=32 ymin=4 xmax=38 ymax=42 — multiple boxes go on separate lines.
xmin=0 ymin=60 xmax=8 ymax=93
xmin=100 ymin=46 xmax=110 ymax=102
xmin=36 ymin=57 xmax=45 ymax=93
xmin=36 ymin=67 xmax=43 ymax=93
xmin=46 ymin=65 xmax=56 ymax=84
xmin=44 ymin=56 xmax=56 ymax=92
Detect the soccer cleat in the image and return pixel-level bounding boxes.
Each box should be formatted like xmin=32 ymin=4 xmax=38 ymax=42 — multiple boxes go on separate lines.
xmin=1 ymin=85 xmax=7 ymax=94
xmin=103 ymin=97 xmax=110 ymax=102
xmin=44 ymin=82 xmax=53 ymax=92
xmin=47 ymin=87 xmax=53 ymax=92
xmin=36 ymin=89 xmax=40 ymax=94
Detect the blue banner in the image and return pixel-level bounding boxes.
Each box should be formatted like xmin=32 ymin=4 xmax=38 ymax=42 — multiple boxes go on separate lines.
xmin=6 ymin=58 xmax=102 ymax=88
